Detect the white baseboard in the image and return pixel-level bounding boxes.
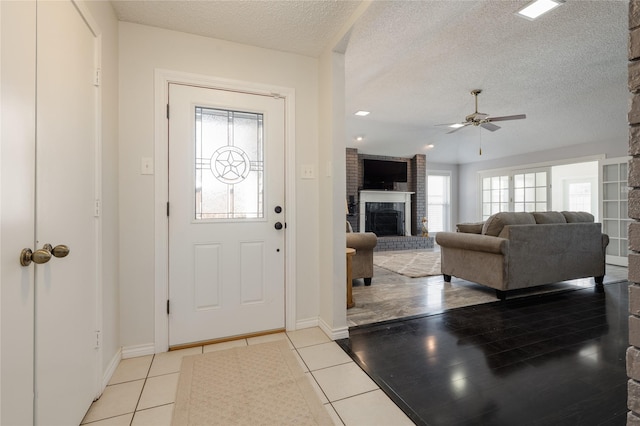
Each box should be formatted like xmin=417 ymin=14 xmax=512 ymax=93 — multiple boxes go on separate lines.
xmin=294 ymin=317 xmax=319 ymax=330
xmin=101 ymin=348 xmax=122 ymax=391
xmin=318 ymin=318 xmax=349 ymax=340
xmin=122 ymin=343 xmax=156 ymax=359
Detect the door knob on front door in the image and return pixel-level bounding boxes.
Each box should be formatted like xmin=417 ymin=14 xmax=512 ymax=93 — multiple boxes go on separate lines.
xmin=20 ymin=248 xmax=52 ymax=267
xmin=274 ymin=222 xmax=283 ymax=230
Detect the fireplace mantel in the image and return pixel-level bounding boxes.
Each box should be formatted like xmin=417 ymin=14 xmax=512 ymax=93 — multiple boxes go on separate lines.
xmin=359 ymin=190 xmax=414 ymax=236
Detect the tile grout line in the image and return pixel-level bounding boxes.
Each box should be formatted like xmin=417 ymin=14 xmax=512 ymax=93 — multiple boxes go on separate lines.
xmin=128 ymin=353 xmax=156 ymax=426
xmin=286 ymin=333 xmax=352 ymax=425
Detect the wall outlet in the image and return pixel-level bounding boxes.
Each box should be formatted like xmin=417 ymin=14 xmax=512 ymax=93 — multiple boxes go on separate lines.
xmin=301 ymin=165 xmax=315 ymax=179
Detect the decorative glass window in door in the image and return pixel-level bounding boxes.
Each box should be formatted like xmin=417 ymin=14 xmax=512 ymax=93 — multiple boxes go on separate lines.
xmin=195 ymin=107 xmax=264 ymax=220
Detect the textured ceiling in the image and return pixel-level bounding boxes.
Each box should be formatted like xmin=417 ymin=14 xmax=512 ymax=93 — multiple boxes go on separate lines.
xmin=110 ymin=0 xmax=361 ymax=57
xmin=111 ymin=0 xmax=629 ymax=165
xmin=345 ymin=1 xmax=629 ymax=164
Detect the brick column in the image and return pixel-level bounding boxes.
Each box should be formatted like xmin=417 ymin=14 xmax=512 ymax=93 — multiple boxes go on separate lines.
xmin=411 ymin=154 xmax=426 ymax=236
xmin=629 ymin=2 xmax=640 ymax=423
xmin=345 ymin=148 xmax=359 ymax=230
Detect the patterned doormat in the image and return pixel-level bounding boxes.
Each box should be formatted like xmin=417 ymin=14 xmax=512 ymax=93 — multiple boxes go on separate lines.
xmin=172 ymin=341 xmax=333 ymax=425
xmin=373 ymin=251 xmax=441 ymax=277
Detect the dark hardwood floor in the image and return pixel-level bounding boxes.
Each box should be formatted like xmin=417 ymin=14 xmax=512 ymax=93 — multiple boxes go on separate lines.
xmin=337 ymin=281 xmax=629 ymax=425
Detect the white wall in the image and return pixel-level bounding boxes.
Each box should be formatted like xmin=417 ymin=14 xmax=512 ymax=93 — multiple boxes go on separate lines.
xmin=85 ymin=0 xmax=120 ymax=379
xmin=118 ymin=23 xmax=321 ymax=347
xmin=317 ymin=49 xmax=348 ymax=338
xmin=457 ymin=139 xmax=627 ymax=222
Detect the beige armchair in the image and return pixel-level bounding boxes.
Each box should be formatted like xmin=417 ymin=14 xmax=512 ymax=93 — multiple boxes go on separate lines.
xmin=346 ymin=221 xmax=378 ymax=286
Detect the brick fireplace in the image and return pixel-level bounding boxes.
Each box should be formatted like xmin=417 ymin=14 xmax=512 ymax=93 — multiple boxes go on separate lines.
xmin=346 ymin=149 xmax=426 ymax=235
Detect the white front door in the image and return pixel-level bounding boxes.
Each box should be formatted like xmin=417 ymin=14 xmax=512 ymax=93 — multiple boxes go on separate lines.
xmin=1 ymin=1 xmax=99 ymax=424
xmin=168 ymin=83 xmax=286 ymax=346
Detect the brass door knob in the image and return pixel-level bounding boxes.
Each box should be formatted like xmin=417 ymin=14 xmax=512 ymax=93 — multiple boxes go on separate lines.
xmin=43 ymin=244 xmax=70 ymax=258
xmin=20 ymin=248 xmax=52 ymax=267
xmin=19 ymin=244 xmax=70 ymax=267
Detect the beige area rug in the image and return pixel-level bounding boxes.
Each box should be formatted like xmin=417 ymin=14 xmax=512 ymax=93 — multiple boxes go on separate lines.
xmin=172 ymin=340 xmax=334 ymax=426
xmin=373 ymin=250 xmax=441 ymax=278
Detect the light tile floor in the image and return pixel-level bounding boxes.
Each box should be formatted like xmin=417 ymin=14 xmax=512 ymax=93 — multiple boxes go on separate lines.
xmin=81 ymin=328 xmax=413 ymax=426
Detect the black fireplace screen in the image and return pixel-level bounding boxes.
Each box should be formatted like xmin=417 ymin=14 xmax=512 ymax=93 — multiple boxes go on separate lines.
xmin=365 ymin=202 xmax=405 ymax=236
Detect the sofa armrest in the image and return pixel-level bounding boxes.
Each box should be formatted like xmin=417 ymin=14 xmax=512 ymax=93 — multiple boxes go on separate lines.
xmin=346 ymin=232 xmax=377 ymax=250
xmin=435 ymin=232 xmax=508 ymax=255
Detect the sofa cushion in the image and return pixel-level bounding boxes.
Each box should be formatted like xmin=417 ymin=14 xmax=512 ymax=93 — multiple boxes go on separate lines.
xmin=482 ymin=212 xmax=536 ymax=237
xmin=562 ymin=211 xmax=594 ymax=223
xmin=532 ymin=211 xmax=567 ymax=224
xmin=456 ymin=222 xmax=484 ymax=234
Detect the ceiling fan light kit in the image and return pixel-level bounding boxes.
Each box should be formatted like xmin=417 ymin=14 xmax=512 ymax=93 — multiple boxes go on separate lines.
xmin=443 ymin=89 xmax=526 ymax=134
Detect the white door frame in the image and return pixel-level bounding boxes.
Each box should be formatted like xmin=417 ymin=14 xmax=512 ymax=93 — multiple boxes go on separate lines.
xmin=153 ymin=69 xmax=297 ymax=353
xmin=73 ymin=0 xmax=105 ymax=397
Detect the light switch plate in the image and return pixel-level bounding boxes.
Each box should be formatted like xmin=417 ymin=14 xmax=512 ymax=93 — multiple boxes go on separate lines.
xmin=141 ymin=157 xmax=153 ymax=175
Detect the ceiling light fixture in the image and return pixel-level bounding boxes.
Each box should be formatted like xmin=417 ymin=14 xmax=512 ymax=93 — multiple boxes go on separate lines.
xmin=354 ymin=110 xmax=370 ymax=116
xmin=516 ymin=0 xmax=562 ymax=20
xmin=356 ymin=136 xmax=364 ymax=141
xmin=425 ymin=144 xmax=434 ymax=149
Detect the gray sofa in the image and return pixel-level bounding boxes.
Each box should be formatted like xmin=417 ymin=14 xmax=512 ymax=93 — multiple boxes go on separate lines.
xmin=346 ymin=221 xmax=378 ymax=286
xmin=435 ymin=211 xmax=609 ymax=300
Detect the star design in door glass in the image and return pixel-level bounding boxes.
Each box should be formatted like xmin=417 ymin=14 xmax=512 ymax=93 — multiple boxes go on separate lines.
xmin=210 ymin=146 xmax=252 ymax=184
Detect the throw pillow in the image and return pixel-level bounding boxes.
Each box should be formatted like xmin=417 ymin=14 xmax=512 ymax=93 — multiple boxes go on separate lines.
xmin=532 ymin=211 xmax=567 ymax=224
xmin=482 ymin=212 xmax=536 ymax=237
xmin=562 ymin=211 xmax=594 ymax=223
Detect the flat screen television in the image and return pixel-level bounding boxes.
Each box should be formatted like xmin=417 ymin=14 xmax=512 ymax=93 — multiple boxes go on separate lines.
xmin=362 ymin=159 xmax=407 ymax=190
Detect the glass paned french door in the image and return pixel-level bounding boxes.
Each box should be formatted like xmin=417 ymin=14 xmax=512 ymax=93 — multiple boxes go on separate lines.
xmin=480 ymin=168 xmax=550 ymax=220
xmin=481 ymin=175 xmax=509 ymax=220
xmin=600 ymin=157 xmax=630 ymax=266
xmin=513 ymin=171 xmax=548 ymax=212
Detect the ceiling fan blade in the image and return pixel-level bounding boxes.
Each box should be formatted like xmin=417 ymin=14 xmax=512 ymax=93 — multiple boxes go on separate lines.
xmin=446 ymin=123 xmax=471 ymax=134
xmin=480 ymin=122 xmax=501 ymax=132
xmin=435 ymin=122 xmax=462 ymax=127
xmin=487 ymin=114 xmax=526 ymax=122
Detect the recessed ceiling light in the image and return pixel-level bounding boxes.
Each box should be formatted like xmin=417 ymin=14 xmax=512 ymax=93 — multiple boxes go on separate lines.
xmin=449 ymin=123 xmax=465 ymax=129
xmin=425 ymin=144 xmax=434 ymax=149
xmin=516 ymin=0 xmax=562 ymax=20
xmin=356 ymin=136 xmax=364 ymax=141
xmin=354 ymin=110 xmax=370 ymax=116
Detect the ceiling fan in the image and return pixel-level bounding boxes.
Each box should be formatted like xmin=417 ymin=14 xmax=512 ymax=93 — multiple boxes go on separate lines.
xmin=440 ymin=89 xmax=526 ymax=134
